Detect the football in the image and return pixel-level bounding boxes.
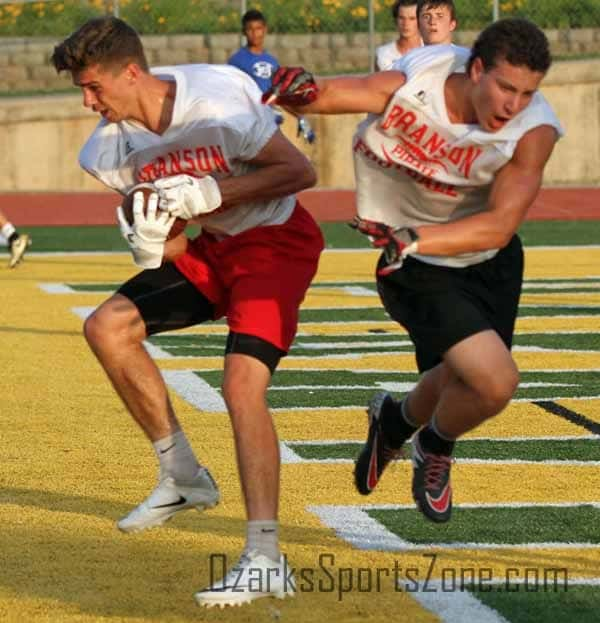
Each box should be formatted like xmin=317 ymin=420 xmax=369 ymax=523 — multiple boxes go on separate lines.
xmin=121 ymin=183 xmax=187 ymax=240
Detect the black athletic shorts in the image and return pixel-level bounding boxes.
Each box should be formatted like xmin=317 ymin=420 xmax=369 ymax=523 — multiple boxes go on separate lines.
xmin=116 ymin=263 xmax=285 ymax=373
xmin=377 ymin=235 xmax=524 ymax=373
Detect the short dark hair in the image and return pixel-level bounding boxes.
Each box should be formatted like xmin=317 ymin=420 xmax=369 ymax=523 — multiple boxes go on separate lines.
xmin=392 ymin=0 xmax=418 ymax=20
xmin=51 ymin=16 xmax=148 ymax=74
xmin=242 ymin=9 xmax=266 ymax=28
xmin=467 ymin=18 xmax=552 ymax=75
xmin=417 ymin=0 xmax=456 ymax=21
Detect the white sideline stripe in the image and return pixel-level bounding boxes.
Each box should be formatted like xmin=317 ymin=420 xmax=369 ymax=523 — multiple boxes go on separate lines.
xmin=270 ymin=384 xmax=416 ymax=391
xmin=143 ymin=341 xmax=172 ymax=359
xmin=523 ymin=283 xmax=600 ymax=289
xmin=473 ymin=577 xmax=600 ymax=586
xmin=308 ymin=505 xmax=412 ymax=551
xmin=410 ymin=581 xmax=510 ymax=623
xmin=269 ymin=382 xmax=580 ymax=391
xmin=518 ymin=304 xmax=600 ymax=309
xmin=340 ymin=502 xmax=600 ymax=509
xmin=285 ymin=458 xmax=600 ymax=466
xmin=308 ymin=504 xmax=600 ymax=552
xmin=161 ymin=370 xmax=226 ymax=413
xmin=71 ymin=306 xmax=95 ymax=319
xmin=279 ymin=443 xmax=600 ymax=466
xmin=340 ymin=286 xmax=377 ymax=296
xmin=38 ymin=283 xmax=75 ymax=294
xmin=288 ymin=435 xmax=599 ymax=444
xmin=513 ymin=346 xmax=600 ymax=354
xmin=294 ymin=340 xmax=413 ymax=349
xmin=519 ymin=315 xmax=600 ymax=320
xmin=279 ymin=442 xmax=304 ymax=464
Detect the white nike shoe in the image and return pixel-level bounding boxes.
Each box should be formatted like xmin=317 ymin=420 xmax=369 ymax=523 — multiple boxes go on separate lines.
xmin=8 ymin=233 xmax=31 ymax=268
xmin=195 ymin=550 xmax=295 ymax=608
xmin=117 ymin=467 xmax=219 ymax=533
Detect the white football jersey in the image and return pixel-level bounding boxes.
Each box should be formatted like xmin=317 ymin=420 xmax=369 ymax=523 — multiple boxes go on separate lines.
xmin=376 ymin=40 xmax=423 ymax=71
xmin=354 ymin=45 xmax=564 ymax=267
xmin=79 ymin=64 xmax=295 ymax=236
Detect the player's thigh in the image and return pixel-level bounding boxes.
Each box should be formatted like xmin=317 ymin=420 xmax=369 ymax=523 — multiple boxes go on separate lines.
xmin=117 ymin=262 xmax=215 ymax=336
xmin=226 ymin=214 xmax=322 ymax=353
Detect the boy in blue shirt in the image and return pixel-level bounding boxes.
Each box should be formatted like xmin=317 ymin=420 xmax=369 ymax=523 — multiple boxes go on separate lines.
xmin=228 ymin=9 xmax=279 ymax=94
xmin=229 ymin=9 xmax=315 ymax=143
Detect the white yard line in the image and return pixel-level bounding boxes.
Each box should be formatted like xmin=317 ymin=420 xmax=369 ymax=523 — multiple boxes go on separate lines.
xmin=308 ymin=503 xmax=600 ymax=552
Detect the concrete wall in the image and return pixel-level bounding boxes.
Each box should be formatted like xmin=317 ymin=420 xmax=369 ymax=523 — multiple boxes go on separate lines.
xmin=0 ymin=58 xmax=599 ymax=191
xmin=1 ymin=29 xmax=600 ymax=92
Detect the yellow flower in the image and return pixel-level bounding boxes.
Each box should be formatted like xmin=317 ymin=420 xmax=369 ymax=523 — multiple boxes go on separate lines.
xmin=351 ymin=6 xmax=368 ymax=18
xmin=158 ymin=16 xmax=166 ymax=24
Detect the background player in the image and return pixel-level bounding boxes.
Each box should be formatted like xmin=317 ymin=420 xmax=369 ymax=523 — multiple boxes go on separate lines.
xmin=375 ymin=0 xmax=422 ymax=71
xmin=0 ymin=209 xmax=30 ymax=268
xmin=229 ymin=8 xmax=316 ymax=143
xmin=417 ymin=0 xmax=457 ymax=46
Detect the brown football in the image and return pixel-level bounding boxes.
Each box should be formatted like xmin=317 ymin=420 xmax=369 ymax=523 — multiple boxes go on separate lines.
xmin=121 ymin=183 xmax=187 ymax=240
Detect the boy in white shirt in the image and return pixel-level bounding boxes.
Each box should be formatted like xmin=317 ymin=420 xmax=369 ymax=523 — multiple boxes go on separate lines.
xmin=375 ymin=0 xmax=423 ymax=71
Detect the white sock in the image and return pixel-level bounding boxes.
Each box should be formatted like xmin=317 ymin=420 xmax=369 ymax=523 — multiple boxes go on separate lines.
xmin=245 ymin=520 xmax=280 ymax=561
xmin=153 ymin=430 xmax=199 ymax=481
xmin=1 ymin=223 xmax=16 ymax=240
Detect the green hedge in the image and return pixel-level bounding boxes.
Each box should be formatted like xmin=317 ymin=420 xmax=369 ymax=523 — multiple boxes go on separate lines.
xmin=0 ymin=0 xmax=598 ymax=37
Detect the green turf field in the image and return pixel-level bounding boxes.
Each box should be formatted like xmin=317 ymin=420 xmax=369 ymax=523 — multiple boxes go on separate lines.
xmin=10 ymin=219 xmax=600 ymax=251
xmin=1 ymin=223 xmax=599 ymax=622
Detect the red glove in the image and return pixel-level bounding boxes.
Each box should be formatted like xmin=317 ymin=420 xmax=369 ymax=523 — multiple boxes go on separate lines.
xmin=262 ymin=67 xmax=318 ymax=107
xmin=350 ymin=216 xmax=419 ymax=276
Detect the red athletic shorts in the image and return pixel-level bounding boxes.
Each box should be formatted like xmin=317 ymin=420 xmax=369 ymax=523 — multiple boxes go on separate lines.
xmin=174 ymin=203 xmax=324 ymax=352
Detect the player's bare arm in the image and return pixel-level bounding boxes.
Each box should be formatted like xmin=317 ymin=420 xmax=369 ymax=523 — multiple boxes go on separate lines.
xmin=310 ymin=71 xmax=406 ymax=114
xmin=206 ymin=130 xmax=316 ymax=211
xmin=414 ymin=124 xmax=559 ymax=256
xmin=265 ymin=67 xmax=407 ymax=116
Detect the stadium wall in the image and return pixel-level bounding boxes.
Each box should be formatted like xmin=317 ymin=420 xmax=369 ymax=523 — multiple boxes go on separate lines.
xmin=0 ymin=59 xmax=599 ymax=191
xmin=1 ymin=29 xmax=600 ymax=92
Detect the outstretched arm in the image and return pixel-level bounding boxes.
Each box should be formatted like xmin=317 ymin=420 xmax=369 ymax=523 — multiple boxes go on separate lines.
xmin=264 ymin=66 xmax=407 ymax=116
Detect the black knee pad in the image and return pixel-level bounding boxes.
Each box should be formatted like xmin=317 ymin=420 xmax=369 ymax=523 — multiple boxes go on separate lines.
xmin=225 ymin=332 xmax=286 ymax=374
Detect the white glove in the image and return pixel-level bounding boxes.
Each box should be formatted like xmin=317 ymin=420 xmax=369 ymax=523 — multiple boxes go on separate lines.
xmin=116 ymin=190 xmax=175 ymax=269
xmin=154 ymin=174 xmax=222 ymax=219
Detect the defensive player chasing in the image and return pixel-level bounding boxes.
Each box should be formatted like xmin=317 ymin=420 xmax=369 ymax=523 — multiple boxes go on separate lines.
xmin=52 ymin=16 xmax=323 ymax=607
xmin=264 ymin=19 xmax=562 ymax=523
